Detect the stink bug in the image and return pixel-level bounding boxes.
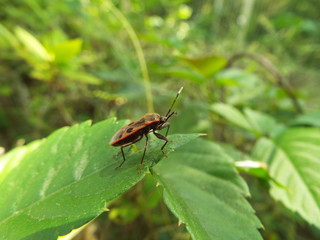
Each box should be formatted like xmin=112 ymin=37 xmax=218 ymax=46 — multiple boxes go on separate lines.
xmin=109 ymin=87 xmax=183 ymax=171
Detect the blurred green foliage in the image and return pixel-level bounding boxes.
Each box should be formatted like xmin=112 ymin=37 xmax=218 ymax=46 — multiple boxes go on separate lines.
xmin=1 ymin=0 xmax=320 ymax=239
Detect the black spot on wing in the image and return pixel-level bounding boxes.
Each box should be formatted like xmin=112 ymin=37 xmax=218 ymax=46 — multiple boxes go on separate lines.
xmin=126 ymin=127 xmax=134 ymax=133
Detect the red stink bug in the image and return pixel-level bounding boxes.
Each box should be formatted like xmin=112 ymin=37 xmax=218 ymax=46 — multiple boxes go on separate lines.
xmin=109 ymin=87 xmax=183 ymax=171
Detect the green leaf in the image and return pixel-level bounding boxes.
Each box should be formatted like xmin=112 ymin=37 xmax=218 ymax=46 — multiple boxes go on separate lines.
xmin=211 ymin=103 xmax=252 ymax=131
xmin=219 ymin=141 xmax=283 ymax=186
xmin=179 ymin=55 xmax=227 ymax=78
xmin=215 ymin=69 xmax=264 ymax=105
xmin=153 ymin=139 xmax=263 ymax=240
xmin=215 ymin=68 xmax=253 ymax=86
xmin=235 ymin=160 xmax=269 ymax=179
xmin=290 ymin=112 xmax=320 ymax=127
xmin=251 ymin=137 xmax=276 ymax=164
xmin=14 ymin=27 xmax=52 ymax=62
xmin=160 ymin=67 xmax=207 ymax=84
xmin=0 ymin=118 xmax=198 ymax=240
xmin=49 ymin=39 xmax=82 ymax=63
xmin=235 ymin=159 xmax=285 ymax=188
xmin=211 ymin=103 xmax=284 ymax=137
xmin=259 ymin=128 xmax=320 ymax=228
xmin=243 ymin=108 xmax=284 ymax=137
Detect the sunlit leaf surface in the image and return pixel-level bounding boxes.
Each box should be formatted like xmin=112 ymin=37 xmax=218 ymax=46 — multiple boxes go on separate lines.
xmin=0 ymin=118 xmax=198 ymax=240
xmin=270 ymin=127 xmax=320 ymax=228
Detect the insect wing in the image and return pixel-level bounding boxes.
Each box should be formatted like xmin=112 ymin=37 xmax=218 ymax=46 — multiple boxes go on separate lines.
xmin=110 ymin=114 xmax=161 ymax=146
xmin=109 ymin=117 xmax=146 ymax=145
xmin=109 ymin=127 xmax=127 ymax=145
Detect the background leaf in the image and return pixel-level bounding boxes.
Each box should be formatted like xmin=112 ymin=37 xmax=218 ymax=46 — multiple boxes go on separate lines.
xmin=160 ymin=67 xmax=207 ymax=84
xmin=14 ymin=27 xmax=52 ymax=61
xmin=152 ymin=139 xmax=263 ymax=240
xmin=243 ymin=108 xmax=284 ymax=137
xmin=0 ymin=119 xmax=198 ymax=240
xmin=179 ymin=55 xmax=227 ymax=78
xmin=215 ymin=69 xmax=264 ymax=105
xmin=260 ymin=128 xmax=320 ymax=228
xmin=211 ymin=103 xmax=284 ymax=137
xmin=49 ymin=39 xmax=82 ymax=63
xmin=290 ymin=112 xmax=320 ymax=127
xmin=211 ymin=103 xmax=252 ymax=131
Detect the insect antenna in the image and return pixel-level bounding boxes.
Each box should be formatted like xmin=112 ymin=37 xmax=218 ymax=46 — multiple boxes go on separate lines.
xmin=165 ymin=87 xmax=183 ymax=117
xmin=166 ymin=111 xmax=176 ymax=121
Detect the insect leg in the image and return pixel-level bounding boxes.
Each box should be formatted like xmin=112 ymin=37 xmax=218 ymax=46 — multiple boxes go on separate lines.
xmin=115 ymin=146 xmax=127 ymax=170
xmin=138 ymin=134 xmax=149 ymax=172
xmin=164 ymin=124 xmax=170 ymax=137
xmin=115 ymin=135 xmax=143 ymax=170
xmin=153 ymin=131 xmax=170 ymax=158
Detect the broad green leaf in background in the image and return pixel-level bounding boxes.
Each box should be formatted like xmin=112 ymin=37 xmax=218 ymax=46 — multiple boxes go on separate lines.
xmin=211 ymin=103 xmax=252 ymax=131
xmin=290 ymin=112 xmax=320 ymax=127
xmin=271 ymin=127 xmax=320 ymax=228
xmin=179 ymin=55 xmax=227 ymax=78
xmin=160 ymin=67 xmax=207 ymax=84
xmin=48 ymin=39 xmax=82 ymax=64
xmin=0 ymin=118 xmax=198 ymax=240
xmin=215 ymin=69 xmax=264 ymax=105
xmin=215 ymin=69 xmax=257 ymax=86
xmin=152 ymin=139 xmax=263 ymax=240
xmin=251 ymin=137 xmax=276 ymax=164
xmin=254 ymin=128 xmax=320 ymax=228
xmin=243 ymin=108 xmax=284 ymax=137
xmin=211 ymin=103 xmax=284 ymax=137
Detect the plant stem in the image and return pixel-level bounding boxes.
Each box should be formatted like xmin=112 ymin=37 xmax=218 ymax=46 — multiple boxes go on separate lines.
xmin=237 ymin=0 xmax=256 ymax=48
xmin=104 ymin=2 xmax=154 ymax=112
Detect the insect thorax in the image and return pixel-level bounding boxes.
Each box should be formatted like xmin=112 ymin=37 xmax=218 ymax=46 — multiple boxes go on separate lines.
xmin=143 ymin=113 xmax=161 ymax=122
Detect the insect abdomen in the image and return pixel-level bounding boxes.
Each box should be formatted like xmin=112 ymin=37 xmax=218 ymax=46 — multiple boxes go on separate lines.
xmin=110 ymin=131 xmax=141 ymax=146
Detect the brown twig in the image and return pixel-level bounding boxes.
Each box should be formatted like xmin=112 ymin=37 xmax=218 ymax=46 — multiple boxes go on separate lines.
xmin=225 ymin=52 xmax=303 ymax=113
